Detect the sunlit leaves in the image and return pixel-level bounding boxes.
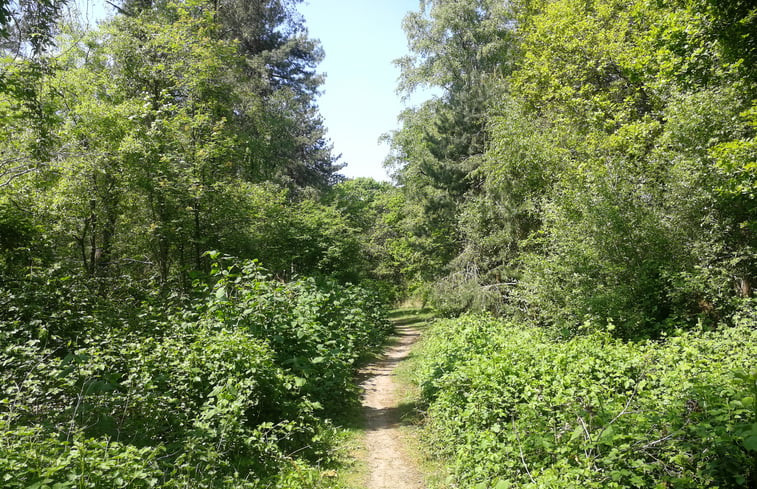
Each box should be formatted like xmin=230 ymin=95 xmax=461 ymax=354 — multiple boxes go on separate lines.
xmin=413 ymin=314 xmax=757 ymax=488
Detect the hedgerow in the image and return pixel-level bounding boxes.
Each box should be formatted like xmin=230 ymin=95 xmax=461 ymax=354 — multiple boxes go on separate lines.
xmin=412 ymin=313 xmax=757 ymax=488
xmin=0 ymin=257 xmax=391 ymax=488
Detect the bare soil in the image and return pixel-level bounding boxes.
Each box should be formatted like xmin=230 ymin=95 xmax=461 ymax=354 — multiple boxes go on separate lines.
xmin=359 ymin=324 xmax=426 ymax=489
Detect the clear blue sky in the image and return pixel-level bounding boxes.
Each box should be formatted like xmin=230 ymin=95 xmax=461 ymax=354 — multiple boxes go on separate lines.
xmin=298 ymin=0 xmax=431 ymax=182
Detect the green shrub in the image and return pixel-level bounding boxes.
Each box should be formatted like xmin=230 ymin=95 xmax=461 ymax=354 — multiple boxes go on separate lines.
xmin=0 ymin=422 xmax=163 ymax=489
xmin=0 ymin=256 xmax=392 ymax=488
xmin=413 ymin=314 xmax=757 ymax=488
xmin=205 ymin=257 xmax=392 ymax=413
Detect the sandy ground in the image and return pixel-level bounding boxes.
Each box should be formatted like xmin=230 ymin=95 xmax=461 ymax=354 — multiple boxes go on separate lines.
xmin=359 ymin=324 xmax=426 ymax=489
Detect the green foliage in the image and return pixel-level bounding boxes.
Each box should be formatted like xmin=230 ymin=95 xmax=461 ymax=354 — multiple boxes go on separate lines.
xmin=512 ymin=83 xmax=755 ymax=335
xmin=0 ymin=256 xmax=391 ymax=488
xmin=0 ymin=200 xmax=48 ymax=275
xmin=0 ymin=0 xmax=394 ymax=485
xmin=0 ymin=425 xmax=164 ymax=489
xmin=387 ymin=0 xmax=756 ymax=335
xmin=383 ymin=0 xmax=519 ymax=295
xmin=324 ymin=178 xmax=409 ymax=300
xmin=1 ymin=0 xmax=346 ymax=287
xmin=200 ymin=182 xmax=373 ymax=283
xmin=204 ymin=256 xmax=392 ymax=412
xmin=396 ymin=0 xmax=513 ymax=94
xmin=0 ymin=2 xmax=398 ymax=481
xmin=413 ymin=314 xmax=757 ymax=488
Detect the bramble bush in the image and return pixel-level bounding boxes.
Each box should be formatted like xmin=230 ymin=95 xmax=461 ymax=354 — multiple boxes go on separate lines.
xmin=412 ymin=313 xmax=757 ymax=488
xmin=0 ymin=256 xmax=391 ymax=488
xmin=204 ymin=255 xmax=393 ymax=413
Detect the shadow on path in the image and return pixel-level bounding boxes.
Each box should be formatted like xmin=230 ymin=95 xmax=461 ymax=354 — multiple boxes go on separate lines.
xmin=358 ymin=316 xmax=427 ymax=489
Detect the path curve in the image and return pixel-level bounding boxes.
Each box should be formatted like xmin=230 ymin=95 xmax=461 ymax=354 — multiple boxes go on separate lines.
xmin=359 ymin=324 xmax=425 ymax=489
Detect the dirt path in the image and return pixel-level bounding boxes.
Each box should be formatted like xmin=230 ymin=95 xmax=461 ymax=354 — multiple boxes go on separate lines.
xmin=359 ymin=324 xmax=425 ymax=489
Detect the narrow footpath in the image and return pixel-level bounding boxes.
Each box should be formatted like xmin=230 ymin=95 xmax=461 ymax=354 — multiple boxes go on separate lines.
xmin=359 ymin=320 xmax=425 ymax=489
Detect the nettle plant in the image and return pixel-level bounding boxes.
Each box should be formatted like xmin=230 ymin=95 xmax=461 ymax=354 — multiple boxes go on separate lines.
xmin=203 ymin=253 xmax=392 ymax=413
xmin=734 ymin=369 xmax=757 ymax=456
xmin=0 ymin=253 xmax=391 ymax=488
xmin=412 ymin=314 xmax=757 ymax=489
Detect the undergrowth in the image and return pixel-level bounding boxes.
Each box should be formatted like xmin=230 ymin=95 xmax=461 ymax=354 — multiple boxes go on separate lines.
xmin=0 ymin=256 xmax=392 ymax=488
xmin=411 ymin=313 xmax=757 ymax=488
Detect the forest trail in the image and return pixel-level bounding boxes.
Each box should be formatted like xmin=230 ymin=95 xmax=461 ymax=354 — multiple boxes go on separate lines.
xmin=358 ymin=314 xmax=426 ymax=489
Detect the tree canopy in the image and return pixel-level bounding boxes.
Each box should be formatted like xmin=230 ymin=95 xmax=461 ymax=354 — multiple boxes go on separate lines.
xmin=387 ymin=0 xmax=755 ymax=334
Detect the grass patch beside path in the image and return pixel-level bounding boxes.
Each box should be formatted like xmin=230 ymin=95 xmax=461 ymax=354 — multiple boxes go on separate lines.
xmin=387 ymin=307 xmax=436 ymax=327
xmin=393 ymin=310 xmax=452 ymax=489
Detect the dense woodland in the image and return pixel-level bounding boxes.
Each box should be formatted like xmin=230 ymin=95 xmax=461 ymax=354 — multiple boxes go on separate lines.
xmin=0 ymin=0 xmax=755 ymax=488
xmin=392 ymin=0 xmax=757 ymax=487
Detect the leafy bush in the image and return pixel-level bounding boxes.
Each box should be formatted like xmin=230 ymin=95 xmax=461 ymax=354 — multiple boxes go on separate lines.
xmin=0 ymin=256 xmax=391 ymax=488
xmin=0 ymin=423 xmax=164 ymax=489
xmin=413 ymin=314 xmax=757 ymax=488
xmin=204 ymin=256 xmax=392 ymax=413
